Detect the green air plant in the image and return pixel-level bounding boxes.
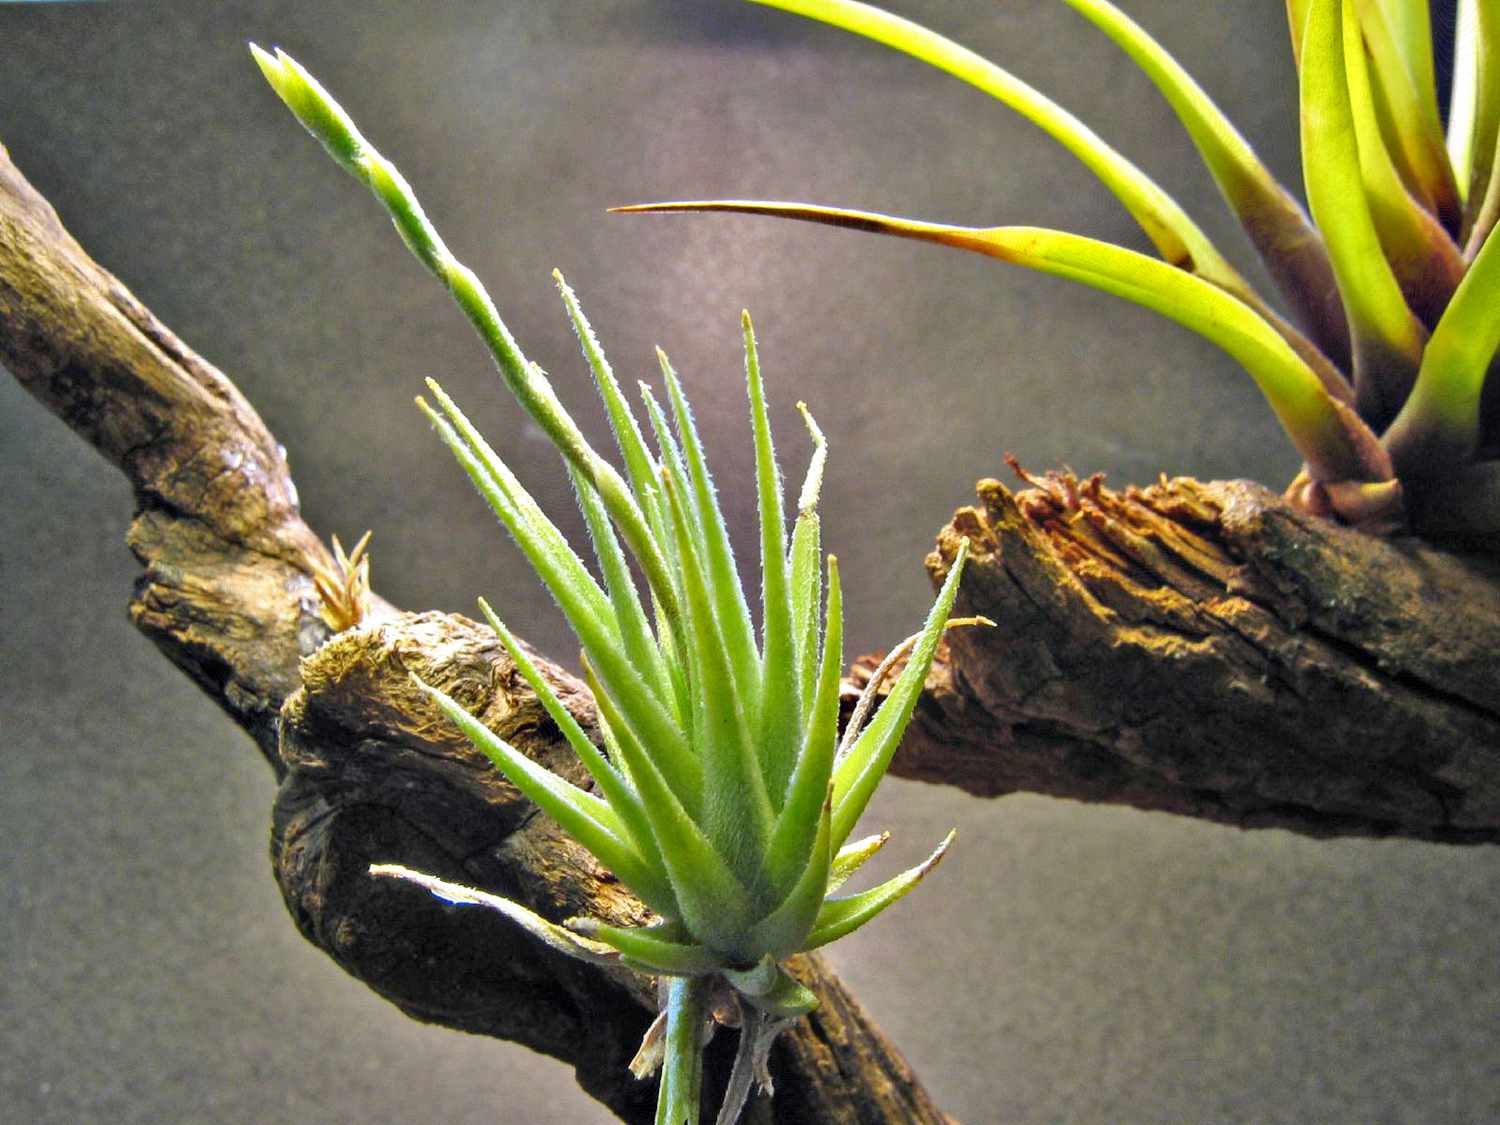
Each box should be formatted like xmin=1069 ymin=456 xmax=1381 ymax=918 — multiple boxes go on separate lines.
xmin=252 ymin=45 xmax=983 ymax=1125
xmin=619 ymin=0 xmax=1500 ymax=544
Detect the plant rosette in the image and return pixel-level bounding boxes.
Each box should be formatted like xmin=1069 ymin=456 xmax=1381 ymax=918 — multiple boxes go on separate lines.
xmin=253 ymin=44 xmax=987 ymax=1125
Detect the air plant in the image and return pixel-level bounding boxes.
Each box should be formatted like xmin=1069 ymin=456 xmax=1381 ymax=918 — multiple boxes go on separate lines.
xmin=252 ymin=45 xmax=983 ymax=1125
xmin=620 ymin=0 xmax=1500 ymax=544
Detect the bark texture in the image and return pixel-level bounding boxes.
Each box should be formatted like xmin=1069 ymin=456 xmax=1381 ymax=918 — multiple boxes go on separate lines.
xmin=0 ymin=143 xmax=952 ymax=1124
xmin=868 ymin=468 xmax=1500 ymax=843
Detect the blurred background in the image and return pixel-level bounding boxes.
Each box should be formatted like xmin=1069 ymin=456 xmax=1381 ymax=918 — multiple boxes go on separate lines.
xmin=2 ymin=1 xmax=1495 ymax=1121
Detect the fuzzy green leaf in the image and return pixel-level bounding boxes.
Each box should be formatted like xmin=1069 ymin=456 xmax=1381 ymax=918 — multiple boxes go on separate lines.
xmin=660 ymin=468 xmax=774 ymax=885
xmin=476 ymin=598 xmax=674 ymax=913
xmin=803 ymin=830 xmax=955 ymax=950
xmin=745 ymin=791 xmax=832 ymax=959
xmin=658 ymin=350 xmax=762 ymax=733
xmin=762 ymin=555 xmax=842 ymax=897
xmin=565 ymin=918 xmax=723 ymax=977
xmin=582 ymin=655 xmax=761 ymax=953
xmin=412 ymin=676 xmax=674 ymax=907
xmin=832 ymin=542 xmax=968 ymax=848
xmin=744 ymin=312 xmax=802 ymax=808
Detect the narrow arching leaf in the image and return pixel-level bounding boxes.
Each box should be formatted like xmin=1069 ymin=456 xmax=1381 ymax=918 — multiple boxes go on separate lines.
xmin=832 ymin=541 xmax=969 ymax=849
xmin=802 ymin=831 xmax=955 ymax=950
xmin=1357 ymin=0 xmax=1460 ymax=231
xmin=658 ymin=349 xmax=762 ymax=733
xmin=732 ymin=0 xmax=1252 ymax=295
xmin=1058 ymin=0 xmax=1349 ymax=369
xmin=1384 ymin=220 xmax=1500 ymax=474
xmin=565 ymin=918 xmax=723 ymax=976
xmin=744 ymin=311 xmax=801 ymax=806
xmin=368 ymin=864 xmax=624 ymax=966
xmin=1301 ymin=0 xmax=1426 ymax=426
xmin=617 ymin=200 xmax=1356 ymax=407
xmin=657 ymin=206 xmax=1385 ymax=484
xmin=253 ymin=45 xmax=680 ymax=620
xmin=1341 ymin=0 xmax=1464 ymax=328
xmin=411 ymin=676 xmax=677 ymax=909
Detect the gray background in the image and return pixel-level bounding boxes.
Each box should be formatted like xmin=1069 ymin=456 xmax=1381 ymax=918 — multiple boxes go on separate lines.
xmin=2 ymin=1 xmax=1496 ymax=1122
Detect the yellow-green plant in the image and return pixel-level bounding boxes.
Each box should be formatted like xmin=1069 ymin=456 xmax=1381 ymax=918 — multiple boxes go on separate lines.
xmin=622 ymin=0 xmax=1500 ymax=543
xmin=252 ymin=45 xmax=980 ymax=1125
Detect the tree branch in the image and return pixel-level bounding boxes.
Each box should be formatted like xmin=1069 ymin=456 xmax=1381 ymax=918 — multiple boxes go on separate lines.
xmin=872 ymin=468 xmax=1500 ymax=844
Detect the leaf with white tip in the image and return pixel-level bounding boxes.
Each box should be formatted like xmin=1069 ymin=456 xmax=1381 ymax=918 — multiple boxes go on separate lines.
xmin=369 ymin=863 xmax=622 ymax=966
xmin=801 ymin=830 xmax=956 ymax=951
xmin=827 ymin=832 xmax=890 ymax=894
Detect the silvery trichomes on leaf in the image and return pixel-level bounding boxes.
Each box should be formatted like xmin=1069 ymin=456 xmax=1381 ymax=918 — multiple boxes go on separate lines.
xmin=623 ymin=0 xmax=1500 ymax=545
xmin=252 ymin=45 xmax=981 ymax=1125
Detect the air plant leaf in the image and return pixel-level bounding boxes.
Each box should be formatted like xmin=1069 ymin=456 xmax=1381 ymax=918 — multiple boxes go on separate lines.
xmin=761 ymin=555 xmax=842 ymax=897
xmin=832 ymin=539 xmax=969 ymax=849
xmin=641 ymin=204 xmax=1388 ymax=487
xmin=803 ymin=830 xmax=955 ymax=950
xmin=1057 ymin=0 xmax=1350 ymax=368
xmin=740 ymin=0 xmax=1250 ymax=296
xmin=368 ymin=864 xmax=625 ymax=966
xmin=827 ymin=832 xmax=890 ymax=894
xmin=1384 ymin=218 xmax=1500 ymax=478
xmin=1339 ymin=0 xmax=1465 ymax=329
xmin=1356 ymin=0 xmax=1460 ymax=232
xmin=1301 ymin=0 xmax=1427 ymax=426
xmin=1450 ymin=0 xmax=1500 ymax=236
xmin=565 ymin=917 xmax=723 ymax=977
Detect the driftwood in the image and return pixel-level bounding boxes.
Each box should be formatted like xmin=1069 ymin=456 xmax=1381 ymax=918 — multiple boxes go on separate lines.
xmin=4 ymin=118 xmax=1499 ymax=1120
xmin=874 ymin=467 xmax=1500 ymax=845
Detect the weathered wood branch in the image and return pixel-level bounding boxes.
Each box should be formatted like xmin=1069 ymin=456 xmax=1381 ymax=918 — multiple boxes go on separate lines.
xmin=0 ymin=143 xmax=951 ymax=1124
xmin=869 ymin=469 xmax=1500 ymax=844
